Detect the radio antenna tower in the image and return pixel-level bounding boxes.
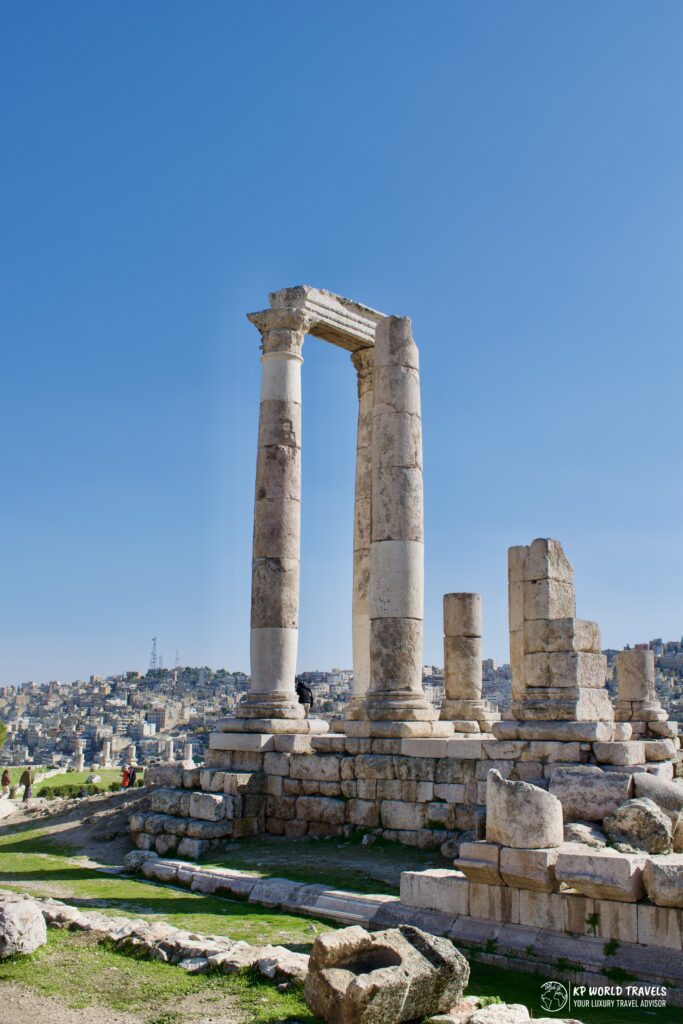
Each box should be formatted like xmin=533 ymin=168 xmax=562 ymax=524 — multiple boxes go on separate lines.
xmin=149 ymin=637 xmax=158 ymax=676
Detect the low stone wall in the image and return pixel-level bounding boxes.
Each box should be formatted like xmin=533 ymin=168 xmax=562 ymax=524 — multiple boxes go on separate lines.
xmin=132 ymin=731 xmax=679 ymax=857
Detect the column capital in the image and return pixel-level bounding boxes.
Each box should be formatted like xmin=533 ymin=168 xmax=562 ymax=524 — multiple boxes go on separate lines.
xmin=351 ymin=346 xmax=375 ymax=398
xmin=247 ymin=306 xmax=315 ymax=356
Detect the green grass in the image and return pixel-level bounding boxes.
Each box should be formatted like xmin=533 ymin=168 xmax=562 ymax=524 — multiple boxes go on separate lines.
xmin=34 ymin=769 xmax=130 ymax=794
xmin=3 ymin=766 xmax=49 ymax=785
xmin=203 ymin=832 xmax=450 ymax=895
xmin=0 ymin=823 xmax=330 ymax=948
xmin=0 ymin=929 xmax=320 ymax=1023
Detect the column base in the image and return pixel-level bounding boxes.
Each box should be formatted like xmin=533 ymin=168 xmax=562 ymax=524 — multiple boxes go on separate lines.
xmin=511 ymin=687 xmax=614 ymax=722
xmin=235 ymin=691 xmax=306 ymax=720
xmin=439 ymin=698 xmax=500 ymax=727
xmin=341 ymin=718 xmax=453 ymax=739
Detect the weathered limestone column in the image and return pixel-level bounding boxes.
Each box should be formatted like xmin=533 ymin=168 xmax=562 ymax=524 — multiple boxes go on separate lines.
xmin=101 ymin=739 xmax=111 ymax=768
xmin=127 ymin=743 xmax=137 ymax=764
xmin=347 ymin=347 xmax=374 ymax=718
xmin=615 ymin=650 xmax=666 ymax=724
xmin=361 ymin=316 xmax=435 ymax=729
xmin=236 ymin=307 xmax=311 ymax=723
xmin=183 ymin=742 xmax=194 ymax=766
xmin=166 ymin=738 xmax=175 ymax=760
xmin=440 ymin=593 xmax=499 ymax=732
xmin=74 ymin=741 xmax=85 ymax=772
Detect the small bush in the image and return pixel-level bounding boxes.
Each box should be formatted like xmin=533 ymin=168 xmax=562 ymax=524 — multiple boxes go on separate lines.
xmin=109 ymin=782 xmax=122 ymax=792
xmin=40 ymin=783 xmax=101 ymax=800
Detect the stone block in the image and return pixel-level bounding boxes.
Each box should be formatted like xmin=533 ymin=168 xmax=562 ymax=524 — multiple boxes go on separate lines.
xmin=357 ymin=779 xmax=379 ymax=800
xmin=644 ymin=739 xmax=677 ymax=762
xmin=469 ymin=882 xmax=520 ymax=923
xmin=508 ymin=581 xmax=525 ymax=632
xmin=433 ymin=783 xmax=466 ymax=803
xmin=447 ymin=738 xmax=483 ymax=759
xmin=564 ymin=893 xmax=596 ymax=935
xmin=643 ymin=854 xmax=683 ymax=907
xmin=400 ymin=869 xmax=470 ymax=916
xmin=283 ymin=818 xmax=308 ymax=838
xmin=346 ymin=799 xmax=380 ymax=827
xmin=593 ymin=741 xmax=646 ymax=766
xmin=274 ymin=735 xmax=314 ymax=754
xmin=524 ymin=617 xmax=600 ymax=654
xmin=149 ymin=788 xmax=184 ymax=816
xmin=263 ymin=752 xmax=291 ymax=776
xmin=401 ymin=738 xmax=449 ymax=758
xmin=154 ymin=834 xmax=178 ymax=856
xmin=209 ymin=732 xmax=274 ymax=752
xmin=523 ymin=579 xmax=575 ymax=622
xmin=455 ymin=841 xmax=502 ymax=885
xmin=393 ymin=756 xmax=435 ymax=782
xmin=555 ymin=844 xmax=646 ymax=901
xmin=444 ymin=593 xmax=482 ymax=637
xmin=517 ymin=890 xmax=565 ymax=930
xmin=424 ymin=802 xmax=456 ymax=830
xmin=188 ymin=792 xmax=227 ymax=822
xmin=596 ymin=899 xmax=638 ymax=943
xmin=355 ymin=754 xmax=395 ymax=779
xmin=637 ymin=903 xmax=683 ymax=949
xmin=381 ymin=800 xmax=426 ymax=831
xmin=524 ymin=538 xmax=574 ymax=583
xmin=177 ymin=837 xmax=209 ymax=859
xmin=295 ymin=796 xmax=345 ymax=824
xmin=499 ymin=847 xmax=559 ymax=892
xmin=265 ymin=795 xmax=296 ymax=820
xmin=508 ymin=545 xmax=527 ymax=583
xmin=616 ymin=649 xmax=656 ymax=702
xmin=549 ymin=765 xmax=633 ymax=821
xmin=289 ymin=754 xmax=341 ymax=782
xmin=486 ymin=771 xmax=563 ymax=849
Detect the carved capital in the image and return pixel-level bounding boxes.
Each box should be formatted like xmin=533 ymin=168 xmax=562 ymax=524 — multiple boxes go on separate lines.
xmin=351 ymin=346 xmax=375 ymax=398
xmin=247 ymin=307 xmax=315 ymax=356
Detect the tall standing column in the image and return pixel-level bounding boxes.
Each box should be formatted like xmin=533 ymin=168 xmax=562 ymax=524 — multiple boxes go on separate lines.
xmin=237 ymin=308 xmax=311 ymax=721
xmin=347 ymin=347 xmax=374 ymax=718
xmin=362 ymin=316 xmax=435 ymax=727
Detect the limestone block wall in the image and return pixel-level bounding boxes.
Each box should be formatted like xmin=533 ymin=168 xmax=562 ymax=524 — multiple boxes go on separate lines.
xmin=133 ymin=730 xmax=681 ymax=858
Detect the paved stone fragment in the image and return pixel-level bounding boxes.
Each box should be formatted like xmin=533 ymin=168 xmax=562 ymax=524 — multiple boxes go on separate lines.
xmin=555 ymin=843 xmax=646 ymax=901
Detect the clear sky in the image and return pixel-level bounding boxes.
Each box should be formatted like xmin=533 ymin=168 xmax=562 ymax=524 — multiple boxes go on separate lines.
xmin=2 ymin=2 xmax=682 ymax=684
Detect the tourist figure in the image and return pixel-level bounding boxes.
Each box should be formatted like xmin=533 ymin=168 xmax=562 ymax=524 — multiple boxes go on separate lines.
xmin=128 ymin=766 xmax=137 ymax=788
xmin=121 ymin=765 xmax=131 ymax=789
xmin=1 ymin=769 xmax=10 ymax=798
xmin=295 ymin=678 xmax=314 ymax=718
xmin=20 ymin=766 xmax=33 ymax=801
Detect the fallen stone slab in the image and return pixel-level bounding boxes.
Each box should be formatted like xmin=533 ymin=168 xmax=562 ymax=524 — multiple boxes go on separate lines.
xmin=304 ymin=923 xmax=469 ymax=1024
xmin=499 ymin=847 xmax=559 ymax=892
xmin=549 ymin=765 xmax=633 ymax=822
xmin=563 ymin=821 xmax=607 ymax=848
xmin=555 ymin=843 xmax=646 ymax=901
xmin=643 ymin=854 xmax=683 ymax=908
xmin=486 ymin=771 xmax=563 ymax=849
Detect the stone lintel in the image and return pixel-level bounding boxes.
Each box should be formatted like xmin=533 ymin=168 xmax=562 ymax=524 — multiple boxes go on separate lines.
xmin=267 ymin=284 xmax=385 ymax=352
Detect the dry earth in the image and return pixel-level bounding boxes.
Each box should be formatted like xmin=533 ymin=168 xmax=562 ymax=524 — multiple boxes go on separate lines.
xmin=0 ymin=983 xmax=244 ymax=1024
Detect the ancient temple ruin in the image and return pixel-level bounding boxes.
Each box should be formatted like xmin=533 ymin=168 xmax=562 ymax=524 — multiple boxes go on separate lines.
xmin=132 ymin=286 xmax=682 ymax=995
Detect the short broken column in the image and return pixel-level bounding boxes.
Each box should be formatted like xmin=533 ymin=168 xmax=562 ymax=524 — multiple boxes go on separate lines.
xmin=615 ymin=650 xmax=666 ymax=725
xmin=360 ymin=316 xmax=435 ymax=731
xmin=101 ymin=739 xmax=111 ymax=768
xmin=347 ymin=346 xmax=374 ymax=718
xmin=439 ymin=593 xmax=499 ymax=732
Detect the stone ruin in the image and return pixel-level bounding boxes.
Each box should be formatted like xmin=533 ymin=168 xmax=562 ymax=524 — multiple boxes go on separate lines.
xmin=132 ymin=285 xmax=683 ymax=995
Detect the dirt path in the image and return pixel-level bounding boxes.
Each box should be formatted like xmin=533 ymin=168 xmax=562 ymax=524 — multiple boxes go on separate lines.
xmin=0 ymin=984 xmax=245 ymax=1024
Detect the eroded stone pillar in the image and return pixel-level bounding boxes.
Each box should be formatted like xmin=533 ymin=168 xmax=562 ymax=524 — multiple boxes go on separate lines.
xmin=440 ymin=593 xmax=499 ymax=732
xmin=101 ymin=739 xmax=111 ymax=768
xmin=361 ymin=316 xmax=435 ymax=729
xmin=183 ymin=742 xmax=194 ymax=765
xmin=347 ymin=347 xmax=374 ymax=717
xmin=238 ymin=308 xmax=310 ymax=722
xmin=615 ymin=650 xmax=666 ymax=724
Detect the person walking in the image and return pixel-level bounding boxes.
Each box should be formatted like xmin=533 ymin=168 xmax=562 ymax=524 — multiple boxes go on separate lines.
xmin=121 ymin=765 xmax=131 ymax=789
xmin=1 ymin=769 xmax=10 ymax=798
xmin=128 ymin=766 xmax=137 ymax=788
xmin=20 ymin=767 xmax=33 ymax=802
xmin=295 ymin=678 xmax=314 ymax=719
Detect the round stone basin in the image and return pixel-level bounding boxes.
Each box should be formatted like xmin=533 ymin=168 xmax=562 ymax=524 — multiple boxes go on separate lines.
xmin=337 ymin=946 xmax=403 ymax=975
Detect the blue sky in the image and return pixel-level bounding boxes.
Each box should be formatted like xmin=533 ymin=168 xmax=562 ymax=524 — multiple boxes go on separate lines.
xmin=1 ymin=2 xmax=682 ymax=683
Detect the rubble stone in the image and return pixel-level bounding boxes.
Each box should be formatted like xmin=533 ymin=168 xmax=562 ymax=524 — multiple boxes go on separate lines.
xmin=604 ymin=798 xmax=673 ymax=854
xmin=0 ymin=897 xmax=47 ymax=958
xmin=486 ymin=771 xmax=563 ymax=849
xmin=549 ymin=766 xmax=633 ymax=822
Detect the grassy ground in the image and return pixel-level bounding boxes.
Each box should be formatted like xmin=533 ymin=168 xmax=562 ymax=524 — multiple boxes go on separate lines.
xmin=0 ymin=823 xmax=329 ymax=947
xmin=0 ymin=929 xmax=318 ymax=1024
xmin=34 ymin=770 xmax=133 ymax=793
xmin=203 ymin=833 xmax=451 ymax=895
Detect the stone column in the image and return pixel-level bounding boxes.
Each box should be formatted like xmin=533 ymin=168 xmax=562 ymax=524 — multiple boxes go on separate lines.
xmin=361 ymin=316 xmax=435 ymax=729
xmin=166 ymin=738 xmax=174 ymax=761
xmin=615 ymin=650 xmax=666 ymax=724
xmin=237 ymin=308 xmax=310 ymax=723
xmin=440 ymin=593 xmax=499 ymax=732
xmin=74 ymin=741 xmax=84 ymax=773
xmin=101 ymin=739 xmax=111 ymax=768
xmin=183 ymin=742 xmax=194 ymax=765
xmin=127 ymin=743 xmax=137 ymax=764
xmin=347 ymin=347 xmax=374 ymax=718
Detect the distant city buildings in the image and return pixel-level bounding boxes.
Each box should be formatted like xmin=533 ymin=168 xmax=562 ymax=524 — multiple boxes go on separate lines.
xmin=1 ymin=634 xmax=680 ymax=766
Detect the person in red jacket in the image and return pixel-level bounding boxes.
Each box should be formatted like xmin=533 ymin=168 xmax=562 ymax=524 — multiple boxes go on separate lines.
xmin=121 ymin=765 xmax=131 ymax=789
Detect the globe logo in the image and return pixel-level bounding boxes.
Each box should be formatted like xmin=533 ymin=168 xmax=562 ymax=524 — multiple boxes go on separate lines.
xmin=540 ymin=981 xmax=569 ymax=1013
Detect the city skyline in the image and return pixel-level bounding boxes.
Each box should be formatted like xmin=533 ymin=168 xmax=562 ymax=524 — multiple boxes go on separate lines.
xmin=3 ymin=3 xmax=683 ymax=683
